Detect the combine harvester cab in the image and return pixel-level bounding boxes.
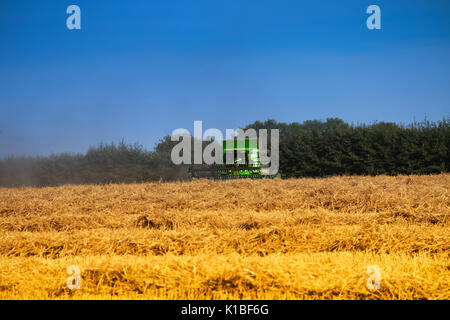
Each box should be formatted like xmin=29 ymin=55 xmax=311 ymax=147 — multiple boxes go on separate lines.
xmin=188 ymin=139 xmax=274 ymax=180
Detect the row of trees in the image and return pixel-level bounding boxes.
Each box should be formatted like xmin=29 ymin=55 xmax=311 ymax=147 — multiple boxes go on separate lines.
xmin=0 ymin=139 xmax=187 ymax=187
xmin=0 ymin=118 xmax=448 ymax=187
xmin=245 ymin=118 xmax=449 ymax=177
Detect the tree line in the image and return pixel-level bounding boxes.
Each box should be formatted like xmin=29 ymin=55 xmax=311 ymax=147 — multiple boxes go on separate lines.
xmin=0 ymin=139 xmax=188 ymax=187
xmin=245 ymin=118 xmax=449 ymax=178
xmin=0 ymin=118 xmax=448 ymax=187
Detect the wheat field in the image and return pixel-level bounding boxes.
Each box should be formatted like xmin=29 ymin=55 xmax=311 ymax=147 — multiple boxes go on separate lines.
xmin=0 ymin=174 xmax=449 ymax=299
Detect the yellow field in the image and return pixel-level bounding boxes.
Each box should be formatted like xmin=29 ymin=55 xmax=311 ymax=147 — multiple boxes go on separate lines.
xmin=0 ymin=174 xmax=449 ymax=299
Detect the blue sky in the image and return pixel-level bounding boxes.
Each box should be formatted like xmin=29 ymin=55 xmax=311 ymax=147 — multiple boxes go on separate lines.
xmin=0 ymin=0 xmax=449 ymax=157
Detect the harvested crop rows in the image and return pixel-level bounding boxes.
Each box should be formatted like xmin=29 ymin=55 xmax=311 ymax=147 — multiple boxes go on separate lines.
xmin=0 ymin=174 xmax=449 ymax=299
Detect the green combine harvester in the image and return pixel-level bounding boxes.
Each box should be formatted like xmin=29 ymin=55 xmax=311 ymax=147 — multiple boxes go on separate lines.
xmin=188 ymin=139 xmax=274 ymax=180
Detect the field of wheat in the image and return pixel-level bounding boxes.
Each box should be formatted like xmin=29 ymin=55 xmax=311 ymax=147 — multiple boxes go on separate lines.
xmin=0 ymin=174 xmax=449 ymax=299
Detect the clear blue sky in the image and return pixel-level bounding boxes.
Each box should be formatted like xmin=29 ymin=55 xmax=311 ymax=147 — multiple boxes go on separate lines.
xmin=0 ymin=0 xmax=449 ymax=157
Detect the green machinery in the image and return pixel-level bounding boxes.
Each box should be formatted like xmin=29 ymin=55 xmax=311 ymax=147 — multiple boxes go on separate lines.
xmin=188 ymin=139 xmax=274 ymax=180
